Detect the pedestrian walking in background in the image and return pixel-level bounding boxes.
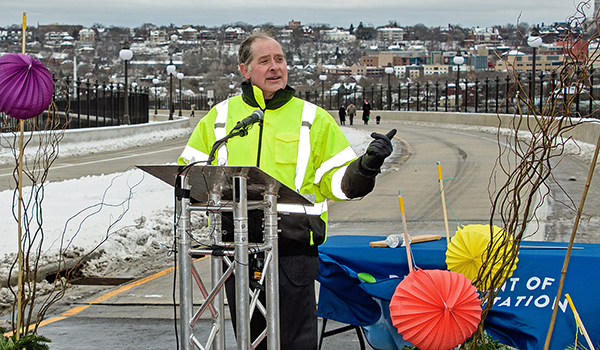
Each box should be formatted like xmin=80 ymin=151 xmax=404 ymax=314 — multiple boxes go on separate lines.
xmin=338 ymin=104 xmax=346 ymax=125
xmin=347 ymin=103 xmax=356 ymax=125
xmin=362 ymin=100 xmax=371 ymax=125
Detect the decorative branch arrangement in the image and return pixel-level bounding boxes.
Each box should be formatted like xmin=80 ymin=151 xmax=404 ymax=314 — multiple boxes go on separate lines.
xmin=468 ymin=3 xmax=600 ymax=348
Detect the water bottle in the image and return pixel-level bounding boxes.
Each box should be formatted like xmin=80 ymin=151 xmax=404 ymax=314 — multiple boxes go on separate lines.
xmin=385 ymin=234 xmax=402 ymax=248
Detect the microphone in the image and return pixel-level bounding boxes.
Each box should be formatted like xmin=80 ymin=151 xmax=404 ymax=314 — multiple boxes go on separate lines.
xmin=208 ymin=110 xmax=264 ymax=163
xmin=231 ymin=110 xmax=264 ymax=131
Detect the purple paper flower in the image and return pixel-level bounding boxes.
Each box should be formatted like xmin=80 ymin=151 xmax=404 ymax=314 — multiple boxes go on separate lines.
xmin=0 ymin=53 xmax=54 ymax=120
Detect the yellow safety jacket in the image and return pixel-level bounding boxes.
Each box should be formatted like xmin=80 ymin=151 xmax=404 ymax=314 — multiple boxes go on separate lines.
xmin=178 ymin=82 xmax=368 ymax=256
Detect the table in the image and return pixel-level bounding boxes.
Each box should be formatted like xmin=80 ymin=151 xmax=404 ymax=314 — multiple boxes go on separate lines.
xmin=317 ymin=235 xmax=600 ymax=350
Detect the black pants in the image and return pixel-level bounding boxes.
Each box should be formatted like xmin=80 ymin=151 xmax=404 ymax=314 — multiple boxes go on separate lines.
xmin=225 ymin=255 xmax=319 ymax=350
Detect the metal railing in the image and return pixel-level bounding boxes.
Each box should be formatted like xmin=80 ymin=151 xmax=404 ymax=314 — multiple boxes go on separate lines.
xmin=150 ymin=94 xmax=234 ymax=115
xmin=6 ymin=72 xmax=588 ymax=132
xmin=170 ymin=73 xmax=599 ymax=120
xmin=1 ymin=76 xmax=149 ymax=133
xmin=299 ymin=73 xmax=598 ymax=118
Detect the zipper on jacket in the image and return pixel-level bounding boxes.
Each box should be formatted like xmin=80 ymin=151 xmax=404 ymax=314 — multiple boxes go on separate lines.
xmin=256 ymin=109 xmax=265 ymax=167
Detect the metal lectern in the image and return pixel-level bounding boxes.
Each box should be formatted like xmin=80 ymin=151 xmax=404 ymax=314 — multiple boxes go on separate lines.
xmin=137 ymin=164 xmax=313 ymax=350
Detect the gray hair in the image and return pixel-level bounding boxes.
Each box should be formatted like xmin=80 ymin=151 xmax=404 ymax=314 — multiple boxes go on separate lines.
xmin=238 ymin=32 xmax=277 ymax=66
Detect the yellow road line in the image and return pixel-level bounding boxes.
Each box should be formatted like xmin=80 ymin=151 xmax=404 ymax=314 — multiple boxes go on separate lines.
xmin=4 ymin=255 xmax=208 ymax=336
xmin=37 ymin=305 xmax=90 ymax=328
xmin=87 ymin=265 xmax=177 ymax=304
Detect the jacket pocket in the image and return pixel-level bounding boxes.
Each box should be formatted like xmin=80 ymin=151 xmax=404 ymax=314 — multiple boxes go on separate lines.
xmin=275 ymin=131 xmax=299 ymax=165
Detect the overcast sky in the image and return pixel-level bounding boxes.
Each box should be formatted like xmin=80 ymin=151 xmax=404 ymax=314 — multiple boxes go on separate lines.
xmin=1 ymin=0 xmax=594 ymax=29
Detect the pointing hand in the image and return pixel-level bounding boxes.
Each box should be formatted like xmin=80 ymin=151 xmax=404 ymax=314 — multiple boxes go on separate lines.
xmin=362 ymin=129 xmax=397 ymax=173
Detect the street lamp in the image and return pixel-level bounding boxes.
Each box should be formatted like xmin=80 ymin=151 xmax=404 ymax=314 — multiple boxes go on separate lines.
xmin=229 ymin=82 xmax=235 ymax=97
xmin=199 ymin=86 xmax=204 ymax=110
xmin=385 ymin=66 xmax=394 ymax=110
xmin=319 ymin=74 xmax=327 ymax=108
xmin=453 ymin=50 xmax=465 ymax=112
xmin=177 ymin=72 xmax=184 ymax=116
xmin=131 ymin=82 xmax=138 ymax=123
xmin=528 ymin=27 xmax=542 ymax=105
xmin=119 ymin=43 xmax=133 ymax=125
xmin=152 ymin=78 xmax=159 ymax=118
xmin=166 ymin=58 xmax=176 ymax=120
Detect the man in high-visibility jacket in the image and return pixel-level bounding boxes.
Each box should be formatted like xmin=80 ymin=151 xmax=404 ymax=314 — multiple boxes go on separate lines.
xmin=178 ymin=32 xmax=396 ymax=350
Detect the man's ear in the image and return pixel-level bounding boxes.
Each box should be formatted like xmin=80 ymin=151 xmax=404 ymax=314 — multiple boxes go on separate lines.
xmin=240 ymin=63 xmax=251 ymax=80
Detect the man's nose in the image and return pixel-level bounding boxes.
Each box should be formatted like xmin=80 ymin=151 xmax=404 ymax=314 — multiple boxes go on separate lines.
xmin=267 ymin=58 xmax=278 ymax=69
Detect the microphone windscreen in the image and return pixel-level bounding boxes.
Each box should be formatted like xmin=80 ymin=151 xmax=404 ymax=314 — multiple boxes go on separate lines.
xmin=252 ymin=109 xmax=264 ymax=122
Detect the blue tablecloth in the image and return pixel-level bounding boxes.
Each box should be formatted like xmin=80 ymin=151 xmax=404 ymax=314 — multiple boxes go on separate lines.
xmin=317 ymin=235 xmax=600 ymax=350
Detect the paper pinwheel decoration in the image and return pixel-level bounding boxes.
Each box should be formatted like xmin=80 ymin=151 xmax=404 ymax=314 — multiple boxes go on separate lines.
xmin=389 ymin=268 xmax=481 ymax=350
xmin=446 ymin=224 xmax=519 ymax=290
xmin=0 ymin=53 xmax=54 ymax=120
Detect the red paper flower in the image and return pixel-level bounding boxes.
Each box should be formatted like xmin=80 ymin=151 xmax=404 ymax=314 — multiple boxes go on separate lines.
xmin=0 ymin=53 xmax=54 ymax=120
xmin=390 ymin=269 xmax=482 ymax=350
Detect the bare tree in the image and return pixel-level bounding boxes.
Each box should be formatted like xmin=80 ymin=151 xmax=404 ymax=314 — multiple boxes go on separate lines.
xmin=466 ymin=4 xmax=599 ymax=348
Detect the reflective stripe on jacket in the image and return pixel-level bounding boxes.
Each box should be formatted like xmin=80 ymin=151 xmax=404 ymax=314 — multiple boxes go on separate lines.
xmin=178 ymin=84 xmax=357 ymax=251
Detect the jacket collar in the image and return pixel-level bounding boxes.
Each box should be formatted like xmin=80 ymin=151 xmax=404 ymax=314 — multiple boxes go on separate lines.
xmin=241 ymin=81 xmax=295 ymax=110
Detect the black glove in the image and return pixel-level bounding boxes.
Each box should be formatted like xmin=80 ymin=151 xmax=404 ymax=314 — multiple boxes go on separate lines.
xmin=360 ymin=129 xmax=397 ymax=174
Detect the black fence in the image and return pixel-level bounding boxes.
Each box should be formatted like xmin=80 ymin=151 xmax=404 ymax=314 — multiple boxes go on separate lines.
xmin=1 ymin=77 xmax=149 ymax=133
xmin=163 ymin=73 xmax=599 ymax=119
xmin=6 ymin=72 xmax=590 ymax=133
xmin=149 ymin=93 xmax=230 ymax=115
xmin=300 ymin=73 xmax=599 ymax=118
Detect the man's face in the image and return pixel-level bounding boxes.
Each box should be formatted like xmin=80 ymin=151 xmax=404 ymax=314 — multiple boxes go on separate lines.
xmin=240 ymin=38 xmax=288 ymax=99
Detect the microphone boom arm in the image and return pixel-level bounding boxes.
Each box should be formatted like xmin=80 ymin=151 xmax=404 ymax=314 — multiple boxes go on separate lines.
xmin=207 ymin=128 xmax=249 ymax=164
xmin=207 ymin=110 xmax=264 ymax=165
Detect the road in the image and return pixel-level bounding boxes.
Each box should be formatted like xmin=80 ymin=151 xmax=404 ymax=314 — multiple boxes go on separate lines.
xmin=328 ymin=122 xmax=600 ymax=244
xmin=329 ymin=123 xmax=504 ymax=235
xmin=0 ymin=135 xmax=188 ymax=191
xmin=5 ymin=119 xmax=600 ymax=349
